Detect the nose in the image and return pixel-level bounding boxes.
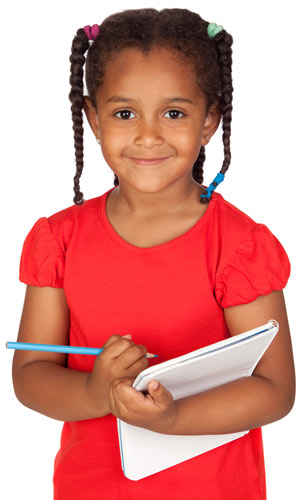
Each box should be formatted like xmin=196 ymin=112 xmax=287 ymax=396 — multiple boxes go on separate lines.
xmin=134 ymin=117 xmax=164 ymax=148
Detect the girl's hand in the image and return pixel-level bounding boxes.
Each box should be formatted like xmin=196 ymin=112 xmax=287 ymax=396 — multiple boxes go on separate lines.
xmin=86 ymin=335 xmax=149 ymax=416
xmin=108 ymin=377 xmax=178 ymax=434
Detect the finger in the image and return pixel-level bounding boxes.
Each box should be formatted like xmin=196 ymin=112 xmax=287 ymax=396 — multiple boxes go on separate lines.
xmin=113 ymin=377 xmax=134 ymax=388
xmin=124 ymin=355 xmax=149 ymax=378
xmin=147 ymin=380 xmax=173 ymax=405
xmin=118 ymin=343 xmax=149 ymax=370
xmin=101 ymin=336 xmax=135 ymax=359
xmin=102 ymin=334 xmax=132 ymax=349
xmin=113 ymin=378 xmax=146 ymax=407
xmin=111 ymin=378 xmax=135 ymax=408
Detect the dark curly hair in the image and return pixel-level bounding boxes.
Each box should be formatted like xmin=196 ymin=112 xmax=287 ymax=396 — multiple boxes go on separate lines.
xmin=68 ymin=8 xmax=233 ymax=205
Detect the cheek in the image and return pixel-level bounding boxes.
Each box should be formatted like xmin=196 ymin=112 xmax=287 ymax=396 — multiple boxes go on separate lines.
xmin=101 ymin=132 xmax=128 ymax=157
xmin=175 ymin=134 xmax=201 ymax=156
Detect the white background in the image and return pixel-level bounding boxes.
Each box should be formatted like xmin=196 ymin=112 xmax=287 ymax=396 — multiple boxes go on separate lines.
xmin=1 ymin=1 xmax=303 ymax=498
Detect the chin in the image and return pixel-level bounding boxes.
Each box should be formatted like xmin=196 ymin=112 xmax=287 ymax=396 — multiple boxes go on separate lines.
xmin=121 ymin=177 xmax=171 ymax=193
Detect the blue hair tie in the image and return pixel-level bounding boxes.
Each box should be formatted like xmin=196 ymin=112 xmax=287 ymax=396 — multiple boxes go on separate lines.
xmin=200 ymin=172 xmax=225 ymax=199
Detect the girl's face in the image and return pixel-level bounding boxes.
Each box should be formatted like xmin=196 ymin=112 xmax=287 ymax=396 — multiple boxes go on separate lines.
xmin=84 ymin=46 xmax=220 ymax=194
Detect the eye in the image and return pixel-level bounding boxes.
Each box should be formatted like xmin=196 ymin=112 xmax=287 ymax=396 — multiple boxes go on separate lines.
xmin=113 ymin=110 xmax=135 ymax=120
xmin=113 ymin=109 xmax=186 ymax=120
xmin=164 ymin=109 xmax=186 ymax=119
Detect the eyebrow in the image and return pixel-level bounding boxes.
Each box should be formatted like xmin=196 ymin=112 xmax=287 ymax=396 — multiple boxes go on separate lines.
xmin=106 ymin=96 xmax=194 ymax=105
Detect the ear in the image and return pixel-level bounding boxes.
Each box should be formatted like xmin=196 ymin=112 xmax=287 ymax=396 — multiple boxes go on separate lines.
xmin=83 ymin=97 xmax=100 ymax=140
xmin=201 ymin=101 xmax=222 ymax=146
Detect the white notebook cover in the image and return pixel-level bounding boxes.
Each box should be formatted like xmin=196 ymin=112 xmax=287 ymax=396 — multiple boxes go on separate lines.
xmin=117 ymin=320 xmax=278 ymax=481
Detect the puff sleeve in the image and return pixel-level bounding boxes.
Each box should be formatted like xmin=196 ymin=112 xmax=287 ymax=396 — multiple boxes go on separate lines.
xmin=19 ymin=217 xmax=65 ymax=288
xmin=215 ymin=223 xmax=291 ymax=308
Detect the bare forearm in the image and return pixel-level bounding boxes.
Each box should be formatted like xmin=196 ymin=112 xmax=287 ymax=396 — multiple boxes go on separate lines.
xmin=13 ymin=361 xmax=108 ymax=422
xmin=170 ymin=375 xmax=294 ymax=435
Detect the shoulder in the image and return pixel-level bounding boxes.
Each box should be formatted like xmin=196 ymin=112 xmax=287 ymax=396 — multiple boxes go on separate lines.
xmin=211 ymin=192 xmax=259 ymax=234
xmin=208 ymin=191 xmax=290 ymax=275
xmin=209 ymin=192 xmax=263 ymax=253
xmin=48 ymin=193 xmax=103 ymax=223
xmin=210 ymin=194 xmax=291 ymax=307
xmin=45 ymin=191 xmax=108 ymax=251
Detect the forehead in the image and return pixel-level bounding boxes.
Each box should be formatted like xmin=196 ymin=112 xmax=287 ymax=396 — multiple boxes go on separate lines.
xmin=98 ymin=46 xmax=205 ymax=103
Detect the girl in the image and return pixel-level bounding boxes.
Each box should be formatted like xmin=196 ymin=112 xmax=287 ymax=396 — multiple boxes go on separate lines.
xmin=12 ymin=7 xmax=295 ymax=500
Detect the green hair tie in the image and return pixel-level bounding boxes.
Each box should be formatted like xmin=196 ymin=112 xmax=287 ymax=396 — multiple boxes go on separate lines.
xmin=207 ymin=22 xmax=224 ymax=39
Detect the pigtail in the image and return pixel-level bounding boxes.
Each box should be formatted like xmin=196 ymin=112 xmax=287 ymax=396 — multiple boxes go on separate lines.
xmin=68 ymin=28 xmax=90 ymax=205
xmin=192 ymin=146 xmax=206 ymax=184
xmin=215 ymin=30 xmax=233 ymax=176
xmin=200 ymin=28 xmax=233 ymax=203
xmin=113 ymin=172 xmax=119 ymax=187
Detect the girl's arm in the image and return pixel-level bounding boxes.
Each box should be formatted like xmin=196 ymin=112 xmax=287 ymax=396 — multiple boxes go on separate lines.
xmin=164 ymin=289 xmax=296 ymax=435
xmin=12 ymin=285 xmax=149 ymax=422
xmin=108 ymin=290 xmax=296 ymax=435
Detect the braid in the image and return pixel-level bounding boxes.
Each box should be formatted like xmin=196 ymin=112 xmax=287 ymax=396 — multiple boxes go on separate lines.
xmin=216 ymin=30 xmax=233 ymax=175
xmin=113 ymin=173 xmax=119 ymax=187
xmin=200 ymin=29 xmax=233 ymax=204
xmin=68 ymin=28 xmax=90 ymax=205
xmin=192 ymin=146 xmax=206 ymax=185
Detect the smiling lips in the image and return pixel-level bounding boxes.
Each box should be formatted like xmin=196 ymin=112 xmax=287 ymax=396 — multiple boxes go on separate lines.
xmin=130 ymin=156 xmax=170 ymax=165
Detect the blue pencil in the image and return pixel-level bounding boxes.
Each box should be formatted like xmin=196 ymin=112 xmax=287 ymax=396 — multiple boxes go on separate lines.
xmin=6 ymin=341 xmax=157 ymax=358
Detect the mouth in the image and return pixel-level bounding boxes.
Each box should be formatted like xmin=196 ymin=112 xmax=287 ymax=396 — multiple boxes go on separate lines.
xmin=129 ymin=156 xmax=170 ymax=165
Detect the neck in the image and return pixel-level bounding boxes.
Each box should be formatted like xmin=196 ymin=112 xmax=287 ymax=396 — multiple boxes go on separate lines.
xmin=109 ymin=179 xmax=204 ymax=219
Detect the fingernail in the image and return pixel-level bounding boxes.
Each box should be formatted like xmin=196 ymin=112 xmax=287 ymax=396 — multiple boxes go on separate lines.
xmin=122 ymin=334 xmax=132 ymax=339
xmin=151 ymin=380 xmax=158 ymax=390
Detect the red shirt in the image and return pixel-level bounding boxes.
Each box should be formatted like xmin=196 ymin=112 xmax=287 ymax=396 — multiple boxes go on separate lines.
xmin=19 ymin=186 xmax=290 ymax=500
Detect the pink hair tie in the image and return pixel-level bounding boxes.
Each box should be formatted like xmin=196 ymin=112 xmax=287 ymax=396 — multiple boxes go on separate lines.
xmin=84 ymin=24 xmax=100 ymax=41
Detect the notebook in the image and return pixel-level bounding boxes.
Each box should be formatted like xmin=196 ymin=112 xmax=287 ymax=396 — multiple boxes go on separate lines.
xmin=117 ymin=320 xmax=279 ymax=481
